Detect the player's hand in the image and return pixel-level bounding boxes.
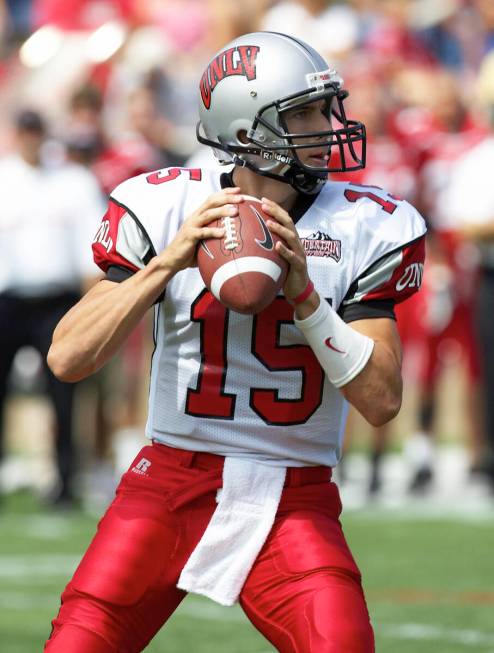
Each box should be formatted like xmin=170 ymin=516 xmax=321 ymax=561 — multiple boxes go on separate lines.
xmin=158 ymin=188 xmax=244 ymax=272
xmin=261 ymin=197 xmax=310 ymax=300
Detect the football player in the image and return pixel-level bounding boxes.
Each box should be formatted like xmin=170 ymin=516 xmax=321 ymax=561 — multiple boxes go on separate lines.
xmin=45 ymin=32 xmax=425 ymax=653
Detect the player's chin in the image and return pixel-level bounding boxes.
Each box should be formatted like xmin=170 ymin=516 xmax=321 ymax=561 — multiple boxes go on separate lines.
xmin=305 ymin=155 xmax=327 ymax=168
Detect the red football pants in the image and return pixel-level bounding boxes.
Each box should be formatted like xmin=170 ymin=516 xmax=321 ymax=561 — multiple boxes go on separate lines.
xmin=45 ymin=443 xmax=374 ymax=652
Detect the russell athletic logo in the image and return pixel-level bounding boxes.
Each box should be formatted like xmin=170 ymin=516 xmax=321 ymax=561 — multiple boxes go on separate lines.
xmin=200 ymin=45 xmax=260 ymax=109
xmin=301 ymin=232 xmax=341 ymax=262
xmin=132 ymin=458 xmax=152 ymax=476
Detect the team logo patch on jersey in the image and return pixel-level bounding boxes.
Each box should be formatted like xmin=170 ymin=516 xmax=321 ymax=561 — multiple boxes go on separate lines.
xmin=200 ymin=45 xmax=260 ymax=109
xmin=301 ymin=232 xmax=341 ymax=262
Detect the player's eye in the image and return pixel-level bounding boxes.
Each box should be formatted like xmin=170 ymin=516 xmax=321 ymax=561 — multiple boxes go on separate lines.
xmin=287 ymin=107 xmax=311 ymax=121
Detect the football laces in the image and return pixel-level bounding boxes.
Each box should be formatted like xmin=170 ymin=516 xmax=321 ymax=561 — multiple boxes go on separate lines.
xmin=222 ymin=216 xmax=239 ymax=250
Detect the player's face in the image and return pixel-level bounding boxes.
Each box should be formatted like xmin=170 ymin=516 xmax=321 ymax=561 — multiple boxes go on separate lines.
xmin=282 ymin=99 xmax=331 ymax=168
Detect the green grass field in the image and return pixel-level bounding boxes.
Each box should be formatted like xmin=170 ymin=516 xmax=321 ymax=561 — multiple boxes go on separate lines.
xmin=1 ymin=492 xmax=493 ymax=653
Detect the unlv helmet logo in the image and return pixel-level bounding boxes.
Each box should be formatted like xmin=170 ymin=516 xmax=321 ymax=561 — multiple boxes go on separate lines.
xmin=200 ymin=45 xmax=260 ymax=109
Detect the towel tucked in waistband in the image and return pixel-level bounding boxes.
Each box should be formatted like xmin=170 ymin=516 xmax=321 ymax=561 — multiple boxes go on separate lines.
xmin=177 ymin=457 xmax=286 ymax=606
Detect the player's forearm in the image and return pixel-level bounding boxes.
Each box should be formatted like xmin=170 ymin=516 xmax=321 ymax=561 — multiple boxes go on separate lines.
xmin=294 ymin=296 xmax=402 ymax=426
xmin=48 ymin=258 xmax=174 ymax=382
xmin=340 ymin=342 xmax=402 ymax=427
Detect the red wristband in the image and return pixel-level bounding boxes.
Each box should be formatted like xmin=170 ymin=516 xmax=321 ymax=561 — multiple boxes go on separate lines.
xmin=289 ymin=280 xmax=314 ymax=305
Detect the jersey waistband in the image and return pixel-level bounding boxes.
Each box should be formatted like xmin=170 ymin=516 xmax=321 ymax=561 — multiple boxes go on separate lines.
xmin=151 ymin=441 xmax=332 ymax=488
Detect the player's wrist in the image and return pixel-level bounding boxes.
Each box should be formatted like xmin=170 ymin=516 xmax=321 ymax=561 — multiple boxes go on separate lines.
xmin=144 ymin=255 xmax=177 ymax=285
xmin=286 ymin=278 xmax=319 ymax=318
xmin=293 ymin=289 xmax=320 ymax=319
xmin=294 ymin=299 xmax=374 ymax=387
xmin=152 ymin=251 xmax=179 ymax=274
xmin=286 ymin=279 xmax=314 ymax=305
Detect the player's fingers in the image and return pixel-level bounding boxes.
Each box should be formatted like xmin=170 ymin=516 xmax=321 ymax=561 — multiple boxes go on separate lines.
xmin=188 ymin=225 xmax=224 ymax=242
xmin=267 ymin=219 xmax=304 ymax=253
xmin=266 ymin=219 xmax=293 ymax=239
xmin=200 ymin=226 xmax=226 ymax=240
xmin=275 ymin=240 xmax=304 ymax=269
xmin=261 ymin=197 xmax=293 ymax=226
xmin=199 ymin=188 xmax=243 ymax=213
xmin=276 ymin=240 xmax=306 ymax=267
xmin=196 ymin=204 xmax=239 ymax=226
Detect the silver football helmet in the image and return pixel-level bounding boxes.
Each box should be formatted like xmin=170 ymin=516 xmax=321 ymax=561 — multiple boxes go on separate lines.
xmin=197 ymin=31 xmax=366 ymax=194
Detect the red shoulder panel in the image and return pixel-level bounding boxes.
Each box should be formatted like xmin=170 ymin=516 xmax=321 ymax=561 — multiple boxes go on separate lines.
xmin=363 ymin=236 xmax=425 ymax=304
xmin=92 ymin=200 xmax=140 ymax=274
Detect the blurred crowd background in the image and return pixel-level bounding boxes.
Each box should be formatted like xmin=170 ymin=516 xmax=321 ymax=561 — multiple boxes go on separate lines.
xmin=1 ymin=0 xmax=494 ymax=511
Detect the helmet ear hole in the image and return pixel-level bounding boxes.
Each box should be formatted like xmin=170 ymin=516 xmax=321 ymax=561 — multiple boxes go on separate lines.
xmin=237 ymin=129 xmax=250 ymax=144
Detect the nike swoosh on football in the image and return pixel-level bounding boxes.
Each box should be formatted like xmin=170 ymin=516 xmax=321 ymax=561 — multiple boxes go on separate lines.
xmin=324 ymin=337 xmax=346 ymax=354
xmin=199 ymin=241 xmax=215 ymax=259
xmin=252 ymin=208 xmax=274 ymax=251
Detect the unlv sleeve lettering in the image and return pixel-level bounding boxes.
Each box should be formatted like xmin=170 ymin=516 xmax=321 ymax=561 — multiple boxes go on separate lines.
xmin=92 ymin=199 xmax=155 ymax=276
xmin=342 ymin=236 xmax=425 ymax=308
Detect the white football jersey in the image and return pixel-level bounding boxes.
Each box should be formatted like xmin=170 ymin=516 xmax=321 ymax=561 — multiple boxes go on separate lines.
xmin=93 ymin=167 xmax=426 ymax=467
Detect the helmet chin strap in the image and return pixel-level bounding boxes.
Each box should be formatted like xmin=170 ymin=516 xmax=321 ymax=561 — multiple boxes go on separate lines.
xmin=233 ymin=154 xmax=324 ymax=196
xmin=285 ymin=165 xmax=326 ymax=195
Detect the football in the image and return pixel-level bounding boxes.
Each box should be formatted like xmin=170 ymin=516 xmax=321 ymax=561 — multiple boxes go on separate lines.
xmin=197 ymin=195 xmax=288 ymax=314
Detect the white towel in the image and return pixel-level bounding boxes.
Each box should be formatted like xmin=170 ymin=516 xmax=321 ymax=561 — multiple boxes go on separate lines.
xmin=177 ymin=457 xmax=286 ymax=606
